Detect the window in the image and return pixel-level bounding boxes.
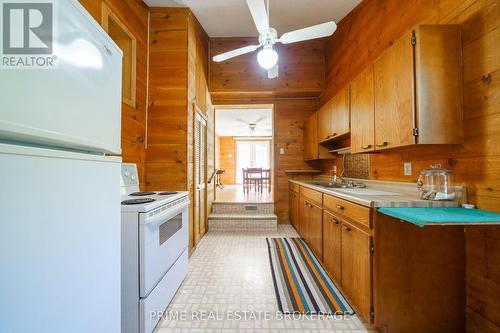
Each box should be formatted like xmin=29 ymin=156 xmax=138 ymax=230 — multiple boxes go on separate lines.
xmin=236 ymin=140 xmax=271 ymax=184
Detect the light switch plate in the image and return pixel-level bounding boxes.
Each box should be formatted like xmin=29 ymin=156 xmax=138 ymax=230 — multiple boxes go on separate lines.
xmin=404 ymin=162 xmax=412 ymax=176
xmin=279 ymin=148 xmax=285 ymax=155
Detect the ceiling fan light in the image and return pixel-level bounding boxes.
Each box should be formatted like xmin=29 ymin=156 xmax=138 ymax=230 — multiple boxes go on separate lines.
xmin=257 ymin=47 xmax=278 ymax=69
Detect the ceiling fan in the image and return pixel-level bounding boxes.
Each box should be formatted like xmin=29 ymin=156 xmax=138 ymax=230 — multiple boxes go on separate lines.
xmin=235 ymin=116 xmax=271 ymax=135
xmin=212 ymin=0 xmax=337 ymax=79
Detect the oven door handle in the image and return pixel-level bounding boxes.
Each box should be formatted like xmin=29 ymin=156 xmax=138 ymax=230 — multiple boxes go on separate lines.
xmin=142 ymin=200 xmax=190 ymax=226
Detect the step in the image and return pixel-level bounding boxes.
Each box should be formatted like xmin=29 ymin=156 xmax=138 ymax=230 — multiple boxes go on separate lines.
xmin=208 ymin=213 xmax=278 ymax=231
xmin=211 ymin=202 xmax=274 ymax=215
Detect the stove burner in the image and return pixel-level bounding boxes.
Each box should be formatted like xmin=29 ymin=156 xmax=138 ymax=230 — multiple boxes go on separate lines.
xmin=121 ymin=198 xmax=156 ymax=205
xmin=129 ymin=191 xmax=156 ymax=196
xmin=158 ymin=191 xmax=178 ymax=196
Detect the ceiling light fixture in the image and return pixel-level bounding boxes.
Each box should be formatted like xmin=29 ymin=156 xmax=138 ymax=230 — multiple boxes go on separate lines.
xmin=257 ymin=45 xmax=278 ymax=69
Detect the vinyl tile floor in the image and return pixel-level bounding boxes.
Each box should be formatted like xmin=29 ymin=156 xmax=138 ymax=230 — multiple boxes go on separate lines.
xmin=155 ymin=225 xmax=378 ymax=333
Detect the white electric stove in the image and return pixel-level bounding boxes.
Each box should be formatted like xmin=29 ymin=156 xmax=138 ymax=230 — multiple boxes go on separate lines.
xmin=120 ymin=163 xmax=189 ymax=333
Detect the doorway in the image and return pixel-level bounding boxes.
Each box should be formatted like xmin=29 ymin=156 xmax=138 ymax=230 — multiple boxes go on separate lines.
xmin=214 ymin=105 xmax=274 ymax=203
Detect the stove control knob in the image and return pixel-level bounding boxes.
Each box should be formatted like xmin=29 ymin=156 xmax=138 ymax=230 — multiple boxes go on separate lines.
xmin=131 ymin=174 xmax=136 ymax=181
xmin=124 ymin=170 xmax=130 ymax=177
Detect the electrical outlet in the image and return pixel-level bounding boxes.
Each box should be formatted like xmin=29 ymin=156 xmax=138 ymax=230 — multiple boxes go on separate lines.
xmin=404 ymin=162 xmax=412 ymax=176
xmin=332 ymin=166 xmax=337 ymax=173
xmin=279 ymin=148 xmax=285 ymax=155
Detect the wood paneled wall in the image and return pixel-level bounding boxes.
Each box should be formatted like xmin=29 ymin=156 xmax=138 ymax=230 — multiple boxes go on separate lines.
xmin=219 ymin=136 xmax=236 ymax=184
xmin=320 ymin=0 xmax=500 ymax=331
xmin=147 ymin=8 xmax=189 ymax=190
xmin=273 ymin=99 xmax=319 ymax=222
xmin=210 ymin=38 xmax=325 ymax=100
xmin=79 ymin=0 xmax=149 ymax=187
xmin=147 ymin=7 xmax=212 ymax=251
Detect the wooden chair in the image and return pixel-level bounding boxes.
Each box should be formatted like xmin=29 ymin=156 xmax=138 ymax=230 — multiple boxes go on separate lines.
xmin=243 ymin=167 xmax=263 ymax=193
xmin=261 ymin=168 xmax=271 ymax=192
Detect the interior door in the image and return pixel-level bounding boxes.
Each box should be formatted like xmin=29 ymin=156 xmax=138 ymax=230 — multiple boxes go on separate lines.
xmin=194 ymin=112 xmax=207 ymax=245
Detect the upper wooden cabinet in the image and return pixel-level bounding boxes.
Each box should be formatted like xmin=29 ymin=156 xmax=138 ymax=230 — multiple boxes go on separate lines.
xmin=350 ymin=25 xmax=463 ymax=153
xmin=350 ymin=66 xmax=375 ymax=153
xmin=330 ymin=86 xmax=350 ymax=140
xmin=303 ymin=113 xmax=319 ymax=160
xmin=318 ymin=87 xmax=350 ymax=143
xmin=372 ymin=25 xmax=463 ymax=150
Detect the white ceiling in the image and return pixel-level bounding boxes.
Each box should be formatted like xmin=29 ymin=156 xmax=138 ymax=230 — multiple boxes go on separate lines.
xmin=216 ymin=108 xmax=272 ymax=136
xmin=143 ymin=0 xmax=361 ymax=37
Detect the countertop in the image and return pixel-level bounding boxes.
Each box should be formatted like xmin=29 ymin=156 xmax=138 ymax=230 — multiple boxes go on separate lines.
xmin=378 ymin=207 xmax=500 ymax=227
xmin=289 ymin=178 xmax=462 ymax=208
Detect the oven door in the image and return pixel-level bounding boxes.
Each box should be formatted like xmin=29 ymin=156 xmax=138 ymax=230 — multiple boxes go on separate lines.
xmin=139 ymin=199 xmax=189 ymax=297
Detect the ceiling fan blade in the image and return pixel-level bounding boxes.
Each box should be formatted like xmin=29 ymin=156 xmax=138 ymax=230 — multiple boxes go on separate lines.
xmin=279 ymin=21 xmax=337 ymax=44
xmin=247 ymin=0 xmax=269 ymax=33
xmin=254 ymin=116 xmax=267 ymax=123
xmin=212 ymin=44 xmax=260 ymax=62
xmin=267 ymin=63 xmax=278 ymax=79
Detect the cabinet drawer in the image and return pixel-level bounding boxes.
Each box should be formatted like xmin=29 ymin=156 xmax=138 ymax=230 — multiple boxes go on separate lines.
xmin=324 ymin=195 xmax=371 ymax=229
xmin=300 ymin=186 xmax=323 ymax=205
xmin=289 ymin=182 xmax=300 ymax=193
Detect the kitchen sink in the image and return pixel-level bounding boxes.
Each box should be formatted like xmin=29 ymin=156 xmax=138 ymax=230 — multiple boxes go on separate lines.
xmin=310 ymin=182 xmax=348 ymax=189
xmin=334 ymin=188 xmax=401 ymax=196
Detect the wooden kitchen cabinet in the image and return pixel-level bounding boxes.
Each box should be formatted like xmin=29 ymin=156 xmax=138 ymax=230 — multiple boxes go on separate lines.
xmin=318 ymin=101 xmax=332 ymax=142
xmin=341 ymin=220 xmax=372 ymax=322
xmin=289 ymin=190 xmax=299 ymax=232
xmin=330 ymin=86 xmax=350 ymax=140
xmin=307 ymin=201 xmax=323 ymax=260
xmin=299 ymin=196 xmax=323 ymax=260
xmin=373 ymin=25 xmax=463 ymax=150
xmin=303 ymin=113 xmax=318 ymax=160
xmin=318 ymin=86 xmax=350 ymax=143
xmin=322 ymin=210 xmax=342 ymax=284
xmin=350 ymin=65 xmax=375 ymax=153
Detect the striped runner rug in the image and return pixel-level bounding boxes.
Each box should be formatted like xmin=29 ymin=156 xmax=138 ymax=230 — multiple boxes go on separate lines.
xmin=266 ymin=237 xmax=354 ymax=315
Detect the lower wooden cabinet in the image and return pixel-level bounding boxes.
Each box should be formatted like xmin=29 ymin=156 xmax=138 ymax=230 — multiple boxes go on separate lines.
xmin=322 ymin=210 xmax=342 ymax=284
xmin=289 ymin=190 xmax=299 ymax=232
xmin=341 ymin=220 xmax=372 ymax=322
xmin=308 ymin=201 xmax=323 ymax=260
xmin=299 ymin=197 xmax=323 ymax=260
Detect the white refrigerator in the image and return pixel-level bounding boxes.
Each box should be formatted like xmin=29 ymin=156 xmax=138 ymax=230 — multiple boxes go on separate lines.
xmin=0 ymin=0 xmax=123 ymax=332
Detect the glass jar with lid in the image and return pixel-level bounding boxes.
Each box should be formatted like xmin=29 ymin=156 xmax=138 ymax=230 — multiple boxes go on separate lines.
xmin=417 ymin=164 xmax=456 ymax=201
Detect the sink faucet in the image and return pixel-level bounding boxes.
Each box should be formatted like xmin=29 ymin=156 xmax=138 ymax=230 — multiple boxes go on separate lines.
xmin=330 ymin=168 xmax=345 ymax=185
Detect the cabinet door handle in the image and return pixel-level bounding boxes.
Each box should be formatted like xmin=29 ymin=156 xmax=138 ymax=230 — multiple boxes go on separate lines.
xmin=376 ymin=141 xmax=388 ymax=147
xmin=362 ymin=144 xmax=372 ymax=149
xmin=343 ymin=225 xmax=351 ymax=231
xmin=332 ymin=218 xmax=340 ymax=225
xmin=336 ymin=204 xmax=344 ymax=210
xmin=325 ymin=135 xmax=330 ymax=139
xmin=331 ymin=132 xmax=337 ymax=137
